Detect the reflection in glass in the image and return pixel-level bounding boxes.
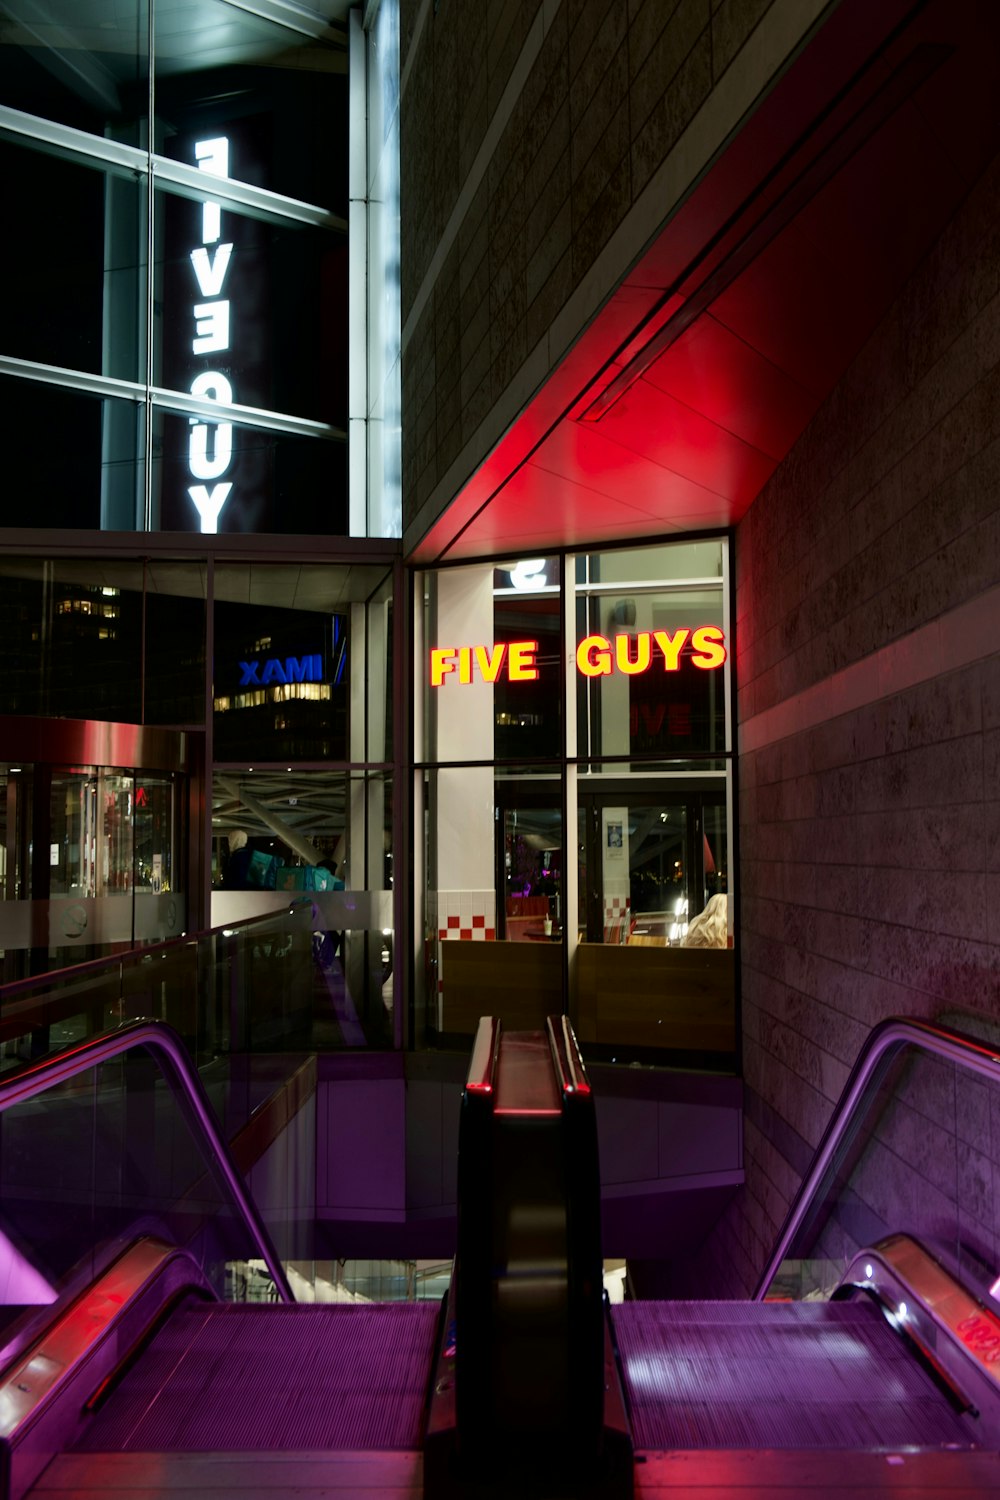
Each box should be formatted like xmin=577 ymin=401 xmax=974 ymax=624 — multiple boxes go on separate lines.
xmin=0 ymin=758 xmax=187 ymax=982
xmin=154 ymin=410 xmax=346 ymax=536
xmin=421 ymin=767 xmax=564 ymax=1044
xmin=155 ymin=0 xmax=348 ymax=207
xmin=0 ymin=557 xmax=205 ymax=724
xmin=0 ymin=141 xmax=144 ymax=381
xmin=417 ymin=539 xmax=734 ymax=1062
xmin=0 ymin=0 xmax=147 ymax=138
xmin=576 ymin=794 xmax=729 ymax=947
xmin=576 ymin=588 xmax=726 ymax=760
xmin=210 ymin=770 xmax=393 ymax=1049
xmin=422 ymin=560 xmax=563 ymax=764
xmin=213 ymin=605 xmax=347 ymax=765
xmin=0 ymin=378 xmax=141 ymax=532
xmin=585 ymin=539 xmax=724 ymax=584
xmin=501 ymin=801 xmax=563 ymax=940
xmin=155 ymin=188 xmax=346 ymax=424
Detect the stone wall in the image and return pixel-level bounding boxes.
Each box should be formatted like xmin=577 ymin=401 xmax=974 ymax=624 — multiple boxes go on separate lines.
xmin=698 ymin=148 xmax=1000 ymax=1297
xmin=398 ymin=0 xmax=828 ymax=546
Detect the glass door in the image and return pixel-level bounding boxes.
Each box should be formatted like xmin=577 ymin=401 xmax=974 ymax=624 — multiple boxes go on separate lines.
xmin=0 ymin=758 xmax=188 ymax=981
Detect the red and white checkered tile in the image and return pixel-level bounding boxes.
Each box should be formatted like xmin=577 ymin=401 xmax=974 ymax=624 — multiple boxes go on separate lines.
xmin=434 ymin=890 xmax=496 ymax=943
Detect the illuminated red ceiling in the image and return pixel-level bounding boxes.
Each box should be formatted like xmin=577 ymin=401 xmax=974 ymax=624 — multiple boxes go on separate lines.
xmin=410 ymin=0 xmax=1000 ymax=564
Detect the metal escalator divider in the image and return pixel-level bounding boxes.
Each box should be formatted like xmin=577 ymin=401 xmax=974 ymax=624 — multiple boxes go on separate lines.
xmin=426 ymin=1014 xmax=631 ymax=1497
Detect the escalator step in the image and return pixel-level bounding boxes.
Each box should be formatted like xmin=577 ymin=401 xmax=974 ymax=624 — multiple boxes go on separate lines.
xmin=77 ymin=1302 xmax=440 ymax=1453
xmin=613 ymin=1299 xmax=976 ymax=1451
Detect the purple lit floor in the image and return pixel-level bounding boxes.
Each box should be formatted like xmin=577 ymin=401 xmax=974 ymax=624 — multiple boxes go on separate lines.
xmin=30 ymin=1447 xmax=1000 ymax=1498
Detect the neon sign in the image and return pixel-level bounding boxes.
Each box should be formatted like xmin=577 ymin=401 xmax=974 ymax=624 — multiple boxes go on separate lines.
xmin=429 ymin=627 xmax=726 ymax=686
xmin=239 ymin=654 xmax=324 ymax=686
xmin=577 ymin=627 xmax=725 ymax=675
xmin=188 ymin=137 xmax=235 ymax=534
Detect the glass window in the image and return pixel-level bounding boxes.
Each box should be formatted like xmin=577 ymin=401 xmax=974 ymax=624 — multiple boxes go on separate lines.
xmin=367 ymin=571 xmax=394 ymax=765
xmin=152 ymin=409 xmax=346 ymax=536
xmin=211 ymin=561 xmax=394 ymax=764
xmin=213 ymin=596 xmax=348 ymax=763
xmin=0 ymin=557 xmax=205 ymax=726
xmin=0 ymin=376 xmax=142 ymax=530
xmin=416 ymin=536 xmax=735 ymax=1067
xmin=576 ymin=790 xmax=729 ymax=947
xmin=420 ymin=766 xmax=564 ymax=1045
xmin=211 ymin=767 xmax=394 ymax=1049
xmin=155 ymin=0 xmax=347 ymax=208
xmin=421 ymin=559 xmax=563 ymax=764
xmin=0 ymin=562 xmax=140 ymax=721
xmin=155 ymin=187 xmax=347 ymax=424
xmin=585 ymin=539 xmax=724 ymax=584
xmin=0 ymin=0 xmax=147 ymax=139
xmin=576 ymin=586 xmax=727 ymax=760
xmin=143 ymin=562 xmax=207 ymax=726
xmin=0 ymin=141 xmax=144 ymax=380
xmin=499 ymin=789 xmax=563 ymax=939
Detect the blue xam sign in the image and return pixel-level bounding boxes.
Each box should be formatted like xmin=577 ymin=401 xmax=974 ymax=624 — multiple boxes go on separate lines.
xmin=239 ymin=654 xmax=324 ymax=686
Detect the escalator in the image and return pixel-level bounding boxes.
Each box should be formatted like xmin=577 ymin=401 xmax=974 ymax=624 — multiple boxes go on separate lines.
xmin=5 ymin=1012 xmax=1000 ymax=1498
xmin=0 ymin=1020 xmax=446 ymax=1499
xmin=0 ymin=1013 xmax=608 ymax=1499
xmin=608 ymin=1017 xmax=1000 ymax=1495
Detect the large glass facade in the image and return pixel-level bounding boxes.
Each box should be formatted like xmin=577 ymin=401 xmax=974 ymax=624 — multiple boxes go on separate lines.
xmin=0 ymin=550 xmax=400 ymax=1033
xmin=0 ymin=3 xmax=405 ymax=1043
xmin=208 ymin=556 xmax=399 ymax=1047
xmin=0 ymin=0 xmax=349 ymax=537
xmin=416 ymin=538 xmax=736 ymax=1068
xmin=0 ymin=556 xmax=206 ymax=726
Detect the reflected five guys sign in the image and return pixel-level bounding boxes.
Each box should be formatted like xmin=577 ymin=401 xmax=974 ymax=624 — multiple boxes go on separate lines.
xmin=187 ymin=136 xmax=237 ymax=534
xmin=429 ymin=626 xmax=727 ymax=686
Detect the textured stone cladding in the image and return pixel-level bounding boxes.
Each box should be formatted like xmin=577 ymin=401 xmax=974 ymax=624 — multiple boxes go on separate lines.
xmin=399 ymin=0 xmax=792 ymax=527
xmin=695 ymin=149 xmax=1000 ymax=1299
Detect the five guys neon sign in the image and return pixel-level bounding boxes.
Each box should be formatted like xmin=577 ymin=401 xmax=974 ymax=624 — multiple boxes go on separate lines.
xmin=187 ymin=137 xmax=236 ymax=534
xmin=429 ymin=626 xmax=727 ymax=686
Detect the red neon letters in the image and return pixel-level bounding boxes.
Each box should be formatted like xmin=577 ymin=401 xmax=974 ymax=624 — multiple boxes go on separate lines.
xmin=429 ymin=627 xmax=726 ymax=686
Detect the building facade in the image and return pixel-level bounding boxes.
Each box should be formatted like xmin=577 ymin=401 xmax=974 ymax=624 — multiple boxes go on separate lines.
xmin=398 ymin=0 xmax=1000 ymax=1290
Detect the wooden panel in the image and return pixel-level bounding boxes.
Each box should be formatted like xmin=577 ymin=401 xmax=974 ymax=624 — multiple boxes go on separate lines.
xmin=439 ymin=941 xmax=562 ymax=1034
xmin=574 ymin=945 xmax=735 ymax=1052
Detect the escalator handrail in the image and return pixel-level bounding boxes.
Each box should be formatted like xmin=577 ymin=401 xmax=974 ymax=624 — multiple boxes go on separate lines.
xmin=0 ymin=1018 xmax=294 ymax=1304
xmin=754 ymin=1015 xmax=1000 ymax=1300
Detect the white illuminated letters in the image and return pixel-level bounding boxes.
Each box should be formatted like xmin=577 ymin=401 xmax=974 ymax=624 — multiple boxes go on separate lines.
xmin=187 ymin=135 xmax=236 ymax=534
xmin=192 ymin=300 xmax=230 ymax=355
xmin=190 ymin=372 xmax=233 ymax=404
xmin=191 ymin=243 xmax=233 ymax=298
xmin=188 ymin=483 xmax=232 ymax=531
xmin=189 ymin=420 xmax=233 ymax=480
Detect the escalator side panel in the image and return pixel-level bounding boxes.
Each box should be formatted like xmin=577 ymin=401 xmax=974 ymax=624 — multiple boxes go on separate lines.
xmin=0 ymin=1244 xmax=213 ymax=1500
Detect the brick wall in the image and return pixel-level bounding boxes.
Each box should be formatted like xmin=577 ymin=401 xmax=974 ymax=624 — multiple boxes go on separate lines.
xmin=399 ymin=0 xmax=826 ymax=541
xmin=696 ymin=148 xmax=1000 ymax=1297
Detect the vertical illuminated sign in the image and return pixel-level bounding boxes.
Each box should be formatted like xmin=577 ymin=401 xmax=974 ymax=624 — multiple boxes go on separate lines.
xmin=188 ymin=137 xmax=235 ymax=534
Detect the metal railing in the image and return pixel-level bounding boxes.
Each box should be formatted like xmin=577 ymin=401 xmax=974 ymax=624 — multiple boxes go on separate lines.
xmin=754 ymin=1016 xmax=1000 ymax=1299
xmin=0 ymin=1018 xmax=293 ymax=1303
